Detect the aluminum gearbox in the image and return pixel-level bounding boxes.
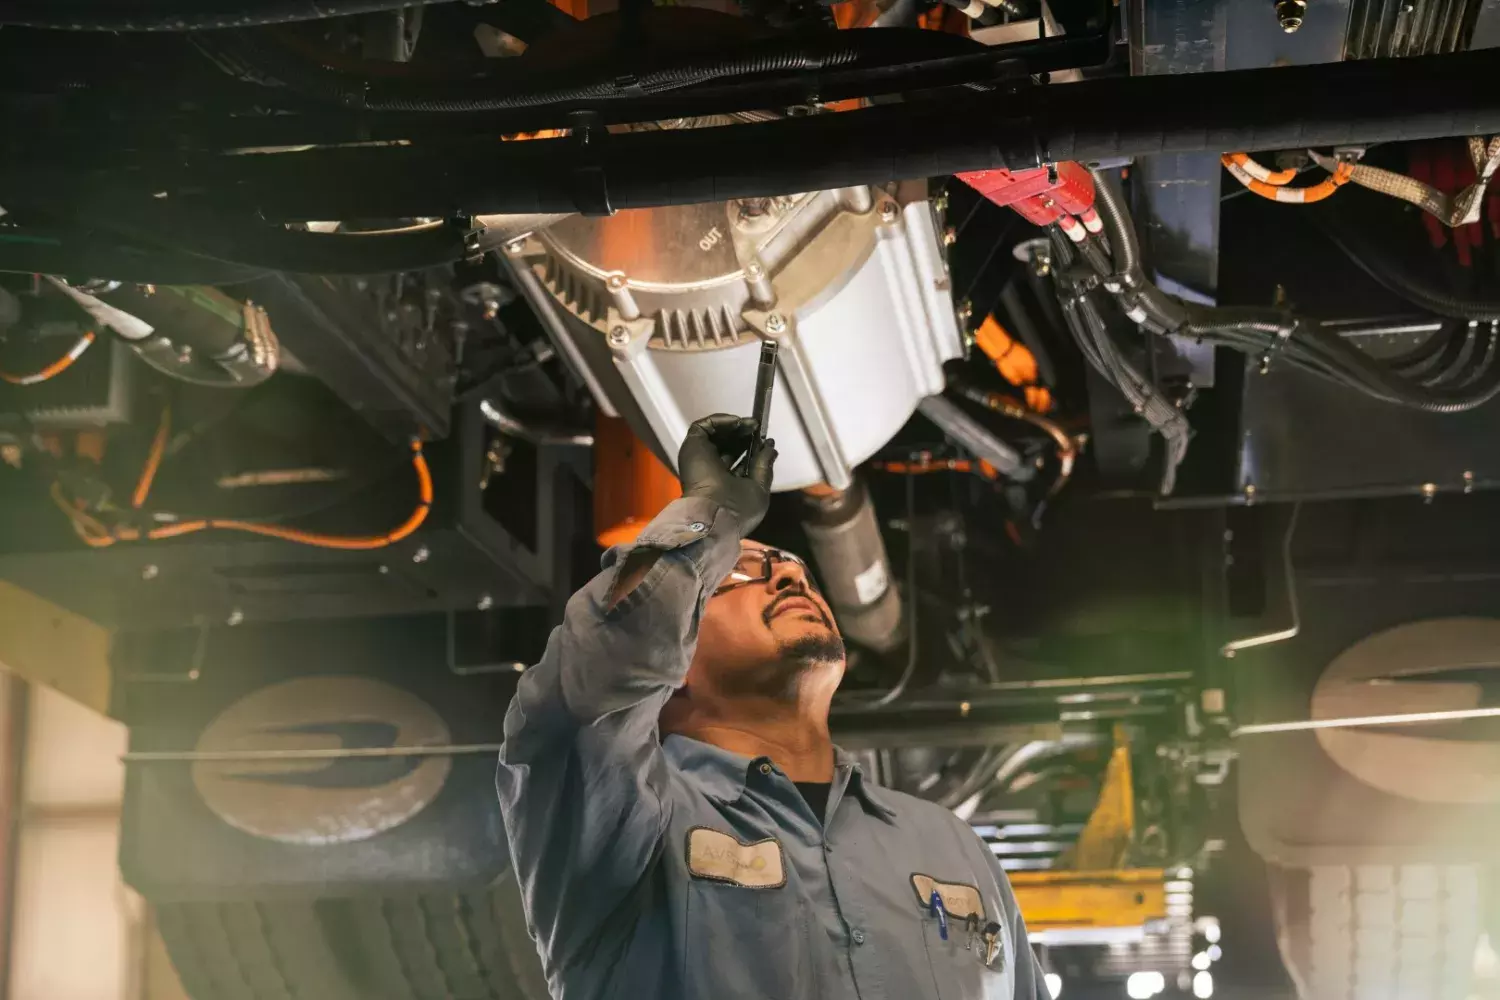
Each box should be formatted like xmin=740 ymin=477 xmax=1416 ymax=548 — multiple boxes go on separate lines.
xmin=504 ymin=182 xmax=964 ymax=491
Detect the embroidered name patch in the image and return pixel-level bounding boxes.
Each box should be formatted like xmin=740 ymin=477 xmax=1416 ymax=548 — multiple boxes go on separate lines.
xmin=910 ymin=873 xmax=987 ymax=922
xmin=686 ymin=827 xmax=786 ymax=888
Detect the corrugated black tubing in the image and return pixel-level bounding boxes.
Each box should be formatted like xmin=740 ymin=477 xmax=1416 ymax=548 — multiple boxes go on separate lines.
xmin=1080 ymin=167 xmax=1500 ymax=413
xmin=198 ymin=27 xmax=978 ymax=112
xmin=1312 ymin=204 xmax=1500 ymax=321
xmin=0 ymin=0 xmax=460 ymax=32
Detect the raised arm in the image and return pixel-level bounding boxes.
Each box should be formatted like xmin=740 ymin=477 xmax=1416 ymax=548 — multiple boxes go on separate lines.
xmin=494 ymin=415 xmax=774 ymax=985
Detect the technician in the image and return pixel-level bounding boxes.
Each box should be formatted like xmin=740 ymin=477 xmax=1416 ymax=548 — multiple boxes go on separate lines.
xmin=497 ymin=413 xmax=1049 ymax=1000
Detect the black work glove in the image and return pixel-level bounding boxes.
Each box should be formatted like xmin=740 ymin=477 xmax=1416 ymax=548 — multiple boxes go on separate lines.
xmin=677 ymin=413 xmax=777 ymax=537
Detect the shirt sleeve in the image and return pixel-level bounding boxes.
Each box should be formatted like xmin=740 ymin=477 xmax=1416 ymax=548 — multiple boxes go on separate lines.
xmin=494 ymin=495 xmax=742 ymax=982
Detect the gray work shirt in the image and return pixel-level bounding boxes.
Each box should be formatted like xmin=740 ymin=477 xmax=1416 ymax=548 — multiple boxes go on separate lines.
xmin=497 ymin=497 xmax=1048 ymax=1000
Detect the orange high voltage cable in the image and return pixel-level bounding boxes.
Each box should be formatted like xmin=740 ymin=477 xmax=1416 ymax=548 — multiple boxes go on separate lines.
xmin=57 ymin=440 xmax=432 ymax=551
xmin=0 ymin=331 xmax=95 ymax=385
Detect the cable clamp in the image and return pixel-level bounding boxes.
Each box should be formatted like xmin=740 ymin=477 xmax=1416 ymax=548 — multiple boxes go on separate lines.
xmin=566 ymin=110 xmax=614 ymax=217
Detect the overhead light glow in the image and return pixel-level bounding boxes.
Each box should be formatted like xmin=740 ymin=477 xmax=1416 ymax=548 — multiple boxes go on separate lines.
xmin=1193 ymin=971 xmax=1214 ymax=999
xmin=1192 ymin=952 xmax=1212 ymax=971
xmin=1126 ymin=971 xmax=1165 ymax=999
xmin=1045 ymin=973 xmax=1062 ymax=999
xmin=1197 ymin=916 xmax=1222 ymax=944
xmin=1207 ymin=945 xmax=1222 ymax=962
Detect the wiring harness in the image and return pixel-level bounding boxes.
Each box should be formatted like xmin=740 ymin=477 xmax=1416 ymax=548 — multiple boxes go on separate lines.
xmin=1037 ymin=168 xmax=1500 ymax=491
xmin=51 ymin=405 xmax=433 ymax=551
xmin=1075 ymin=169 xmax=1500 ymax=415
xmin=0 ymin=330 xmax=95 ymax=385
xmin=1223 ymin=138 xmax=1500 ymax=228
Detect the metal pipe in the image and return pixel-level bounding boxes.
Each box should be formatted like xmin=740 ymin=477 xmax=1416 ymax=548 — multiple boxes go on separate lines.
xmin=39 ymin=47 xmax=1500 ymax=221
xmin=479 ymin=398 xmax=594 ymax=447
xmin=123 ymin=742 xmax=504 ymax=763
xmin=1234 ymin=705 xmax=1500 ymax=737
xmin=1220 ymin=503 xmax=1301 ymax=658
xmin=800 ymin=478 xmax=905 ymax=653
xmin=917 ymin=395 xmax=1029 ymax=480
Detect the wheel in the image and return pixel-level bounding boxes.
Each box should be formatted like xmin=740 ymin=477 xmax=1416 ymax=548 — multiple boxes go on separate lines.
xmin=156 ymin=881 xmax=549 ymax=1000
xmin=1270 ymin=864 xmax=1483 ymax=1000
xmin=156 ymin=900 xmax=364 ymax=1000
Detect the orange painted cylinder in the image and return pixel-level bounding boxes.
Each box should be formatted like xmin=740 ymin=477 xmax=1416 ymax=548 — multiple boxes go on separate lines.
xmin=593 ymin=416 xmax=681 ymax=548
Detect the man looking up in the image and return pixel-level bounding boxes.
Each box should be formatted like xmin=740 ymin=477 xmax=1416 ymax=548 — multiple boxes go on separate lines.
xmin=497 ymin=413 xmax=1048 ymax=1000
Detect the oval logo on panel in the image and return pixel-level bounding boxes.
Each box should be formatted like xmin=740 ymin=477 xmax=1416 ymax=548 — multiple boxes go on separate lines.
xmin=1312 ymin=617 xmax=1500 ymax=805
xmin=192 ymin=676 xmax=452 ymax=845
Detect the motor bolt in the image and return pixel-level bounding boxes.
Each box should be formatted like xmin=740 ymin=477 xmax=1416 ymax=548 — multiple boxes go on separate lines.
xmin=1275 ymin=0 xmax=1307 ymax=32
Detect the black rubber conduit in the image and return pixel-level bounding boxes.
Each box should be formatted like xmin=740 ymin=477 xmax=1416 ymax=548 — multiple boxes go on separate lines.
xmin=0 ymin=0 xmax=461 ymax=32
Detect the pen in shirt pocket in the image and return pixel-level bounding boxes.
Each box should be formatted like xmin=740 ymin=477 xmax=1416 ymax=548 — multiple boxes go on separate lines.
xmin=928 ymin=890 xmax=949 ymax=941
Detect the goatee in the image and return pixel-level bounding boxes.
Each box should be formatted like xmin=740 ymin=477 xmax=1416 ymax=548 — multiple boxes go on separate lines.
xmin=777 ymin=633 xmax=846 ymax=667
xmin=718 ymin=633 xmax=846 ymax=701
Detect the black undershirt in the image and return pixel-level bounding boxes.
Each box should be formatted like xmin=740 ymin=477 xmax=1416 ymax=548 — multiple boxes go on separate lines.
xmin=795 ymin=781 xmax=832 ymax=826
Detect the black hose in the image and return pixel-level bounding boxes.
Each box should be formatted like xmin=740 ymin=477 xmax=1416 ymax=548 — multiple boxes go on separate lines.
xmin=199 ymin=27 xmax=975 ymax=113
xmin=1090 ymin=172 xmax=1140 ymax=278
xmin=0 ymin=230 xmax=269 ymax=284
xmin=0 ymin=0 xmax=461 ymax=32
xmin=1071 ymin=293 xmax=1192 ymax=493
xmin=1312 ymin=205 xmax=1500 ymax=321
xmin=1078 ymin=166 xmax=1500 ymax=414
xmin=1196 ymin=315 xmax=1500 ymax=412
xmin=1086 ymin=174 xmax=1192 ymax=333
xmin=1398 ymin=322 xmax=1471 ymax=382
xmin=77 ymin=212 xmax=473 ymax=275
xmin=15 ymin=42 xmax=1494 ymax=223
xmin=1387 ymin=320 xmax=1460 ymax=375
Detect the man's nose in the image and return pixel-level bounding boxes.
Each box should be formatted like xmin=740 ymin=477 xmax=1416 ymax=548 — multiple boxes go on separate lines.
xmin=769 ymin=559 xmax=808 ymax=591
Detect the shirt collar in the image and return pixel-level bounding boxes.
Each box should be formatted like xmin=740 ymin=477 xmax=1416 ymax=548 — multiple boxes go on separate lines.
xmin=834 ymin=745 xmax=899 ymax=821
xmin=661 ymin=735 xmax=898 ymax=821
xmin=662 ymin=735 xmax=753 ymax=802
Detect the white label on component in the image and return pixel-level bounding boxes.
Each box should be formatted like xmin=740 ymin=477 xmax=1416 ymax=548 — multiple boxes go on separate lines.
xmin=853 ymin=561 xmax=889 ymax=605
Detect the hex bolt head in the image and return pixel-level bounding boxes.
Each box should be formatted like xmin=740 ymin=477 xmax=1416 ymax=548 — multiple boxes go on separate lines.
xmin=955 ymin=298 xmax=973 ymax=327
xmin=477 ymin=594 xmax=494 ymax=611
xmin=1275 ymin=0 xmax=1307 ymax=32
xmin=878 ymin=201 xmax=899 ymax=223
xmin=412 ymin=545 xmax=430 ymax=563
xmin=745 ymin=261 xmax=765 ymax=279
xmin=942 ymin=226 xmax=958 ymax=247
xmin=141 ymin=564 xmax=159 ymax=581
xmin=765 ymin=313 xmax=787 ymax=334
xmin=503 ymin=238 xmax=526 ymax=255
xmin=226 ymin=608 xmax=245 ymax=626
xmin=608 ymin=326 xmax=631 ymax=347
xmin=606 ymin=273 xmax=627 ymax=290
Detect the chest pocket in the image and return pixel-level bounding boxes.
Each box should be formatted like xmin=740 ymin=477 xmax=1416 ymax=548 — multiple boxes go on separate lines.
xmin=682 ymin=828 xmax=819 ymax=1000
xmin=912 ymin=874 xmax=1013 ymax=1000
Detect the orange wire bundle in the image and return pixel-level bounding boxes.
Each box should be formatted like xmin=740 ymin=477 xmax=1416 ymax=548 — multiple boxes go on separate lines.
xmin=54 ymin=428 xmax=432 ymax=551
xmin=973 ymin=315 xmax=1054 ymax=413
xmin=0 ymin=331 xmax=95 ymax=386
xmin=1221 ymin=151 xmax=1355 ymax=205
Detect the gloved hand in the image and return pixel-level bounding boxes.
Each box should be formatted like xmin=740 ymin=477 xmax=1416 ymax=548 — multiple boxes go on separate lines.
xmin=677 ymin=413 xmax=777 ymax=537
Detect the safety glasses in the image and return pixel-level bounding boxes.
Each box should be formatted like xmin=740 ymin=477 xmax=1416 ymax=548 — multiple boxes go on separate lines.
xmin=713 ymin=548 xmax=818 ymax=596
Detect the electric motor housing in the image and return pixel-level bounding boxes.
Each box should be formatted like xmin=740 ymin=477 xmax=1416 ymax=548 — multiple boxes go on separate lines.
xmin=505 ymin=181 xmax=963 ymax=491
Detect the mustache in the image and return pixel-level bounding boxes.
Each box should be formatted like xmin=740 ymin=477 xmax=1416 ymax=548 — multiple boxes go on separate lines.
xmin=762 ymin=587 xmax=832 ymax=630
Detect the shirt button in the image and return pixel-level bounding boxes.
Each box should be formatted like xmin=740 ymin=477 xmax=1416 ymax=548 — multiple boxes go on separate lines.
xmin=851 ymin=929 xmax=866 ymax=945
xmin=687 ymin=521 xmax=707 ymax=532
